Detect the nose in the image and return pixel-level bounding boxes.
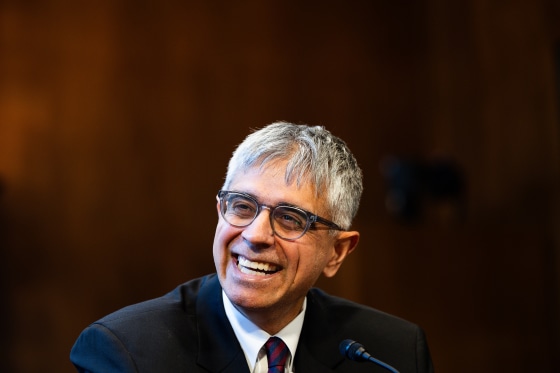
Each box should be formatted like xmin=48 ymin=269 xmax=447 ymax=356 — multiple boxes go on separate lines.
xmin=241 ymin=206 xmax=275 ymax=244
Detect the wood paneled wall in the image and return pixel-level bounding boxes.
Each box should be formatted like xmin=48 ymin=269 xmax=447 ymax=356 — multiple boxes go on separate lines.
xmin=1 ymin=1 xmax=559 ymax=372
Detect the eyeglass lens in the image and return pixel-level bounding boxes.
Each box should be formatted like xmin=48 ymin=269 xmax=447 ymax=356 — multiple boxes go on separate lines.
xmin=220 ymin=192 xmax=310 ymax=239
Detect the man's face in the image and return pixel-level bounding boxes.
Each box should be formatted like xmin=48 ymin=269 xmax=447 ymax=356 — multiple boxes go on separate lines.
xmin=213 ymin=161 xmax=346 ymax=330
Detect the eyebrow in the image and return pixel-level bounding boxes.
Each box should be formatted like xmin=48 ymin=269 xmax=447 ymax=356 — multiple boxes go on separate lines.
xmin=232 ymin=190 xmax=311 ymax=212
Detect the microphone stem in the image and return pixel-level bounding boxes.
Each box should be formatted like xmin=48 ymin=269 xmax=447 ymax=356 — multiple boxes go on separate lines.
xmin=368 ymin=355 xmax=400 ymax=373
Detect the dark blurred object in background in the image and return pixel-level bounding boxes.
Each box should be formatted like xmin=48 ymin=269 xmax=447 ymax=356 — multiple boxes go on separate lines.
xmin=381 ymin=156 xmax=466 ymax=223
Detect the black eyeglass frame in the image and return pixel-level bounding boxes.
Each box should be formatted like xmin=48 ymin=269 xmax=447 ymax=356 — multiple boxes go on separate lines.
xmin=217 ymin=190 xmax=345 ymax=240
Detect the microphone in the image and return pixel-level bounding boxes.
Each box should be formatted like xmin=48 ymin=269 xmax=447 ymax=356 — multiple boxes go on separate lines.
xmin=339 ymin=339 xmax=400 ymax=373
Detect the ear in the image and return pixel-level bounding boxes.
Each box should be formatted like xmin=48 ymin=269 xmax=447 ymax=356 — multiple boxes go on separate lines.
xmin=216 ymin=198 xmax=225 ymax=221
xmin=322 ymin=230 xmax=360 ymax=278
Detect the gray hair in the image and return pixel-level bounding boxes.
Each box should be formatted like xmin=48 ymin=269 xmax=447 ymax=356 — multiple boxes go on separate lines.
xmin=222 ymin=121 xmax=363 ymax=230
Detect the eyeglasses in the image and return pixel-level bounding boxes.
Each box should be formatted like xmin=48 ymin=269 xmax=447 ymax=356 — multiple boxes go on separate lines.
xmin=217 ymin=190 xmax=344 ymax=240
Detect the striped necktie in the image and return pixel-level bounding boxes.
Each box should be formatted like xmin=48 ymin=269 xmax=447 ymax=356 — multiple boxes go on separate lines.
xmin=265 ymin=337 xmax=289 ymax=373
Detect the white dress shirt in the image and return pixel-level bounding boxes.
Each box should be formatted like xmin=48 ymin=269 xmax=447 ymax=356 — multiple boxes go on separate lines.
xmin=222 ymin=291 xmax=306 ymax=373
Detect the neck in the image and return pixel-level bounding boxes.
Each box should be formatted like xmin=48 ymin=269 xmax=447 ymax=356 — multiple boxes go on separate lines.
xmin=236 ymin=300 xmax=304 ymax=335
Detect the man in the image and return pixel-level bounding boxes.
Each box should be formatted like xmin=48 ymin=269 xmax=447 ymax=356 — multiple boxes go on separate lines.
xmin=70 ymin=122 xmax=434 ymax=372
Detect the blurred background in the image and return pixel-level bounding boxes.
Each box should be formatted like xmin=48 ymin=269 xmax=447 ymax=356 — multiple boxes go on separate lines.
xmin=1 ymin=1 xmax=560 ymax=372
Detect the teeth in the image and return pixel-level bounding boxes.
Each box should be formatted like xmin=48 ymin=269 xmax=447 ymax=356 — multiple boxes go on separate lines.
xmin=240 ymin=266 xmax=266 ymax=276
xmin=238 ymin=256 xmax=278 ymax=275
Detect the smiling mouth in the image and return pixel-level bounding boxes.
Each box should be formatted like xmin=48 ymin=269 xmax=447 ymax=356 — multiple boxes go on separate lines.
xmin=236 ymin=255 xmax=281 ymax=276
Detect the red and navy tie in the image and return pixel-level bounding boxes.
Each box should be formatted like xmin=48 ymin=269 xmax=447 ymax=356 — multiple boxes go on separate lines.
xmin=265 ymin=337 xmax=289 ymax=373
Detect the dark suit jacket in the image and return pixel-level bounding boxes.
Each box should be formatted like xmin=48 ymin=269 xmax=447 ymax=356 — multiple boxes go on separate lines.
xmin=70 ymin=274 xmax=433 ymax=372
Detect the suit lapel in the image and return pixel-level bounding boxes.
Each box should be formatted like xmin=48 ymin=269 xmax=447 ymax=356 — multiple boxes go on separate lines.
xmin=294 ymin=289 xmax=346 ymax=372
xmin=192 ymin=278 xmax=348 ymax=372
xmin=195 ymin=275 xmax=251 ymax=373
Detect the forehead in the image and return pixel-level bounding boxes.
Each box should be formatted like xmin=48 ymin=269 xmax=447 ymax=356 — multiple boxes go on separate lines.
xmin=228 ymin=163 xmax=324 ymax=212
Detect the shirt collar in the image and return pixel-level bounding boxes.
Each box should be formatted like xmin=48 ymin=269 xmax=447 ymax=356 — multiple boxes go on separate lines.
xmin=222 ymin=290 xmax=306 ymax=372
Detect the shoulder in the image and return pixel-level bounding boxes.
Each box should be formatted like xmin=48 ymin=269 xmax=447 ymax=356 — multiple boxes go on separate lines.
xmin=303 ymin=288 xmax=433 ymax=372
xmin=306 ymin=287 xmax=424 ymax=344
xmin=308 ymin=287 xmax=414 ymax=323
xmin=70 ymin=274 xmax=221 ymax=372
xmin=96 ymin=274 xmax=216 ymax=328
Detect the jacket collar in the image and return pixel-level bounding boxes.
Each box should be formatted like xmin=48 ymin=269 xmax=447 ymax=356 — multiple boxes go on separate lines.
xmin=295 ymin=288 xmax=346 ymax=371
xmin=195 ymin=275 xmax=250 ymax=373
xmin=194 ymin=275 xmax=344 ymax=372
